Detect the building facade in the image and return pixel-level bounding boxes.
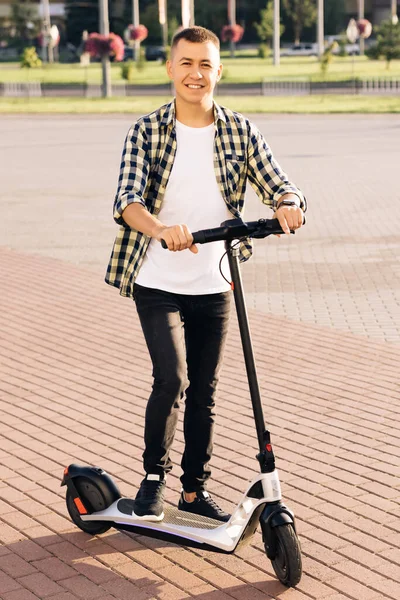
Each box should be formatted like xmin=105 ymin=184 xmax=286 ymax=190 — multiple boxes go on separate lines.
xmin=345 ymin=0 xmax=399 ymax=23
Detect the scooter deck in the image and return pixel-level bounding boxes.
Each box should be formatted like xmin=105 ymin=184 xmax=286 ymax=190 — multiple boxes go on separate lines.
xmin=117 ymin=498 xmax=224 ymax=530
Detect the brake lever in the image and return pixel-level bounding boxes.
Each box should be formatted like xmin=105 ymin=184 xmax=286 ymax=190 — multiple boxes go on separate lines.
xmin=252 ymin=215 xmax=306 ymax=238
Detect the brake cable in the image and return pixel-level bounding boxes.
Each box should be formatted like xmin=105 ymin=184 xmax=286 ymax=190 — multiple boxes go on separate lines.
xmin=218 ymin=237 xmax=247 ymax=285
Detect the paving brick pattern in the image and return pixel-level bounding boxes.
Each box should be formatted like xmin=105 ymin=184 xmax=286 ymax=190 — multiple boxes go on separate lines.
xmin=0 ymin=248 xmax=399 ymax=600
xmin=0 ymin=115 xmax=399 ymax=342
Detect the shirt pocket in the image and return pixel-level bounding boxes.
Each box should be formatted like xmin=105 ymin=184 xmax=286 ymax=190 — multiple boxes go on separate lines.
xmin=226 ymin=155 xmax=245 ymax=192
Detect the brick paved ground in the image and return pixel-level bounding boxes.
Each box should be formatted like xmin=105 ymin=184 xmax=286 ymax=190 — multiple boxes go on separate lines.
xmin=1 ymin=114 xmax=400 ymax=599
xmin=0 ymin=248 xmax=400 ymax=599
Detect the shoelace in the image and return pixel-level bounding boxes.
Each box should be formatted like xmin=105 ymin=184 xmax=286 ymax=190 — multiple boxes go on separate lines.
xmin=202 ymin=495 xmax=225 ymax=514
xmin=140 ymin=480 xmax=164 ymax=501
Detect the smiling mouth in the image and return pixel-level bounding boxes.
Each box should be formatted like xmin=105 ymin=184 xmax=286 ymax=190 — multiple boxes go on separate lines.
xmin=185 ymin=84 xmax=204 ymax=89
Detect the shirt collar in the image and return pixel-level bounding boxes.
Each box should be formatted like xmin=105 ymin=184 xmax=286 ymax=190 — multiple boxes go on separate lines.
xmin=160 ymin=99 xmax=227 ymax=129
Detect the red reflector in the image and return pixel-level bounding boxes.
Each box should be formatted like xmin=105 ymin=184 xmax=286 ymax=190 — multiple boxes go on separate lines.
xmin=266 ymin=443 xmax=272 ymax=452
xmin=74 ymin=497 xmax=88 ymax=515
xmin=230 ymin=282 xmax=234 ymax=291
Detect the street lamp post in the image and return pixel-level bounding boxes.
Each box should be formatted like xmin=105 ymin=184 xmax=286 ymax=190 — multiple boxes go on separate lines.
xmin=228 ymin=0 xmax=236 ymax=58
xmin=181 ymin=0 xmax=194 ymax=28
xmin=273 ymin=0 xmax=280 ymax=66
xmin=346 ymin=18 xmax=359 ymax=79
xmin=99 ymin=0 xmax=111 ymax=98
xmin=190 ymin=0 xmax=195 ymax=26
xmin=358 ymin=0 xmax=365 ymax=55
xmin=41 ymin=0 xmax=54 ymax=62
xmin=392 ymin=0 xmax=398 ymax=24
xmin=317 ymin=0 xmax=324 ymax=58
xmin=159 ymin=0 xmax=168 ymax=50
xmin=133 ymin=0 xmax=140 ymax=61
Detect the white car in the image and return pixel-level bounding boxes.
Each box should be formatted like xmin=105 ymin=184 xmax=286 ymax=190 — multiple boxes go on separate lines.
xmin=281 ymin=43 xmax=318 ymax=57
xmin=325 ymin=36 xmax=360 ymax=55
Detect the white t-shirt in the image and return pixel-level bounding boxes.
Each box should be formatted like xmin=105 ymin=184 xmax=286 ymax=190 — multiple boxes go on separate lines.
xmin=135 ymin=120 xmax=232 ymax=294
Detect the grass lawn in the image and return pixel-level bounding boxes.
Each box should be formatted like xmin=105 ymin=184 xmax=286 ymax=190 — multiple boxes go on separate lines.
xmin=1 ymin=95 xmax=399 ymax=114
xmin=1 ymin=55 xmax=400 ymax=86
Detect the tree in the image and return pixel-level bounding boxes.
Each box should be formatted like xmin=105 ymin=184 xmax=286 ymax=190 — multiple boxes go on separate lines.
xmin=282 ymin=0 xmax=316 ymax=44
xmin=140 ymin=3 xmax=163 ymax=45
xmin=20 ymin=46 xmax=42 ymax=67
xmin=65 ymin=0 xmax=99 ymax=48
xmin=366 ymin=19 xmax=400 ymax=68
xmin=324 ymin=0 xmax=345 ymax=36
xmin=254 ymin=1 xmax=285 ymax=48
xmin=9 ymin=0 xmax=40 ymax=47
xmin=320 ymin=40 xmax=338 ymax=75
xmin=169 ymin=16 xmax=180 ymax=43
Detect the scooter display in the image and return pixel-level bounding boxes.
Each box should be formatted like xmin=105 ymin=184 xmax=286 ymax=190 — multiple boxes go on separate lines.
xmin=62 ymin=217 xmax=303 ymax=587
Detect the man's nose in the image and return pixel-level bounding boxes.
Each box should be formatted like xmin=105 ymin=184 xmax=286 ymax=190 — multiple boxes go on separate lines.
xmin=190 ymin=69 xmax=202 ymax=79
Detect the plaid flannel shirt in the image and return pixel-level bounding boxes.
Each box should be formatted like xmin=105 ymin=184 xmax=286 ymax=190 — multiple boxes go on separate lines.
xmin=106 ymin=100 xmax=306 ymax=299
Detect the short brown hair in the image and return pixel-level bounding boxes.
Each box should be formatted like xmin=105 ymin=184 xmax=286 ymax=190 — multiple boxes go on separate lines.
xmin=171 ymin=26 xmax=220 ymax=54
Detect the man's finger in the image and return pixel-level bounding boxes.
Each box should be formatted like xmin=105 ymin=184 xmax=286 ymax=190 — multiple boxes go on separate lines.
xmin=170 ymin=230 xmax=182 ymax=251
xmin=181 ymin=224 xmax=195 ymax=251
xmin=286 ymin=217 xmax=295 ymax=231
xmin=276 ymin=211 xmax=290 ymax=235
xmin=161 ymin=233 xmax=174 ymax=251
xmin=297 ymin=212 xmax=304 ymax=228
xmin=176 ymin=225 xmax=188 ymax=250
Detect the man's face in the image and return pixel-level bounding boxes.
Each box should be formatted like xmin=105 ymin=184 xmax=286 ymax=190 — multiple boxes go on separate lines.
xmin=167 ymin=39 xmax=223 ymax=106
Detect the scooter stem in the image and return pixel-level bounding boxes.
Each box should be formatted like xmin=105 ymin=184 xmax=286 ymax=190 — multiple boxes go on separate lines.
xmin=226 ymin=240 xmax=274 ymax=470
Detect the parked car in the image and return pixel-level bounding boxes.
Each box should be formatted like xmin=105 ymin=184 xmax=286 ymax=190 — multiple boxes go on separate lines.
xmin=123 ymin=46 xmax=134 ymax=61
xmin=123 ymin=45 xmax=166 ymax=62
xmin=325 ymin=36 xmax=360 ymax=55
xmin=145 ymin=46 xmax=167 ymax=62
xmin=281 ymin=43 xmax=318 ymax=57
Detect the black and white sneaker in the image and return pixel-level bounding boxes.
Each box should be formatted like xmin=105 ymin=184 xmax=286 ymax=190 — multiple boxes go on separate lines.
xmin=178 ymin=490 xmax=230 ymax=523
xmin=133 ymin=474 xmax=165 ymax=521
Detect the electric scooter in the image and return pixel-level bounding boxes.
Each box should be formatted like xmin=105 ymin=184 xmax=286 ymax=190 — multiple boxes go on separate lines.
xmin=62 ymin=217 xmax=303 ymax=587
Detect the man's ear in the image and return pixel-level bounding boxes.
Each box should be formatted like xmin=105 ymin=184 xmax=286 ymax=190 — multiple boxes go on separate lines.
xmin=166 ymin=59 xmax=173 ymax=80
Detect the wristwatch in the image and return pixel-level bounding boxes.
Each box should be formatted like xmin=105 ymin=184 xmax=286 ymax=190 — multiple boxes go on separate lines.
xmin=274 ymin=199 xmax=300 ymax=211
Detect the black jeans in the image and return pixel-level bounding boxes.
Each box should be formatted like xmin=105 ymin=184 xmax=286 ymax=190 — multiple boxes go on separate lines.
xmin=133 ymin=283 xmax=231 ymax=492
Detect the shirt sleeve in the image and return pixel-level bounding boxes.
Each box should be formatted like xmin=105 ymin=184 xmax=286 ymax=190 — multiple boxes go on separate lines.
xmin=113 ymin=122 xmax=150 ymax=225
xmin=246 ymin=122 xmax=307 ymax=211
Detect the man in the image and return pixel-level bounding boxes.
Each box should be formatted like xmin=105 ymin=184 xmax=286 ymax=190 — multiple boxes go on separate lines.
xmin=106 ymin=26 xmax=306 ymax=523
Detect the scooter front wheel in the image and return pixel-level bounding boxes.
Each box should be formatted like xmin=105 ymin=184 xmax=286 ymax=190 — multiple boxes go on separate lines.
xmin=66 ymin=477 xmax=112 ymax=535
xmin=269 ymin=524 xmax=302 ymax=587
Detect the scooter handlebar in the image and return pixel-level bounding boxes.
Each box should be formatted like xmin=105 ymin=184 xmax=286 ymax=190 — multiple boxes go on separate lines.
xmin=160 ymin=217 xmax=303 ymax=249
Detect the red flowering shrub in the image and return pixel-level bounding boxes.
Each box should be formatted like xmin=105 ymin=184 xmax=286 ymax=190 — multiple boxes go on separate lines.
xmin=357 ymin=19 xmax=372 ymax=39
xmin=127 ymin=25 xmax=148 ymax=42
xmin=84 ymin=32 xmax=124 ymax=62
xmin=221 ymin=25 xmax=244 ymax=43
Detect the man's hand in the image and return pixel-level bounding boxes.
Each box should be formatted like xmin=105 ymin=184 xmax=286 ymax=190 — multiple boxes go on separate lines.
xmin=274 ymin=205 xmax=304 ymax=236
xmin=154 ymin=224 xmax=198 ymax=253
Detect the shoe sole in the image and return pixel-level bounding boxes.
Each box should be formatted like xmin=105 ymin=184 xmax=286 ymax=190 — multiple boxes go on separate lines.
xmin=131 ymin=510 xmax=165 ymax=522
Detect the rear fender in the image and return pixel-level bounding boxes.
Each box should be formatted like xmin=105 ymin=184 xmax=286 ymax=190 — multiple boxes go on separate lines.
xmin=61 ymin=464 xmax=121 ymax=513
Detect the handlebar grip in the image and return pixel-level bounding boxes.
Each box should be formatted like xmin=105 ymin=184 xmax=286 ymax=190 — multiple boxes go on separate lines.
xmin=160 ymin=230 xmax=209 ymax=249
xmin=192 ymin=231 xmax=207 ymax=245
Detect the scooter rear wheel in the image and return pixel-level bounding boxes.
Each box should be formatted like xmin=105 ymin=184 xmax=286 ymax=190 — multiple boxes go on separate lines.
xmin=66 ymin=477 xmax=112 ymax=535
xmin=269 ymin=524 xmax=302 ymax=587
